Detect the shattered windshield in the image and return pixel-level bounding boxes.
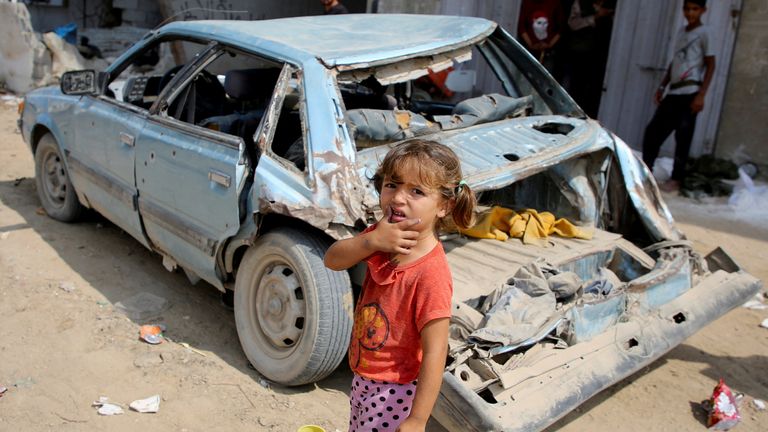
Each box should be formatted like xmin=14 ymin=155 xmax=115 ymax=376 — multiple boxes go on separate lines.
xmin=337 ymin=30 xmax=579 ymax=149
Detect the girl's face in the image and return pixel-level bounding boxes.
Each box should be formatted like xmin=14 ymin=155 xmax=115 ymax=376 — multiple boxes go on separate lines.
xmin=380 ymin=170 xmax=450 ymax=236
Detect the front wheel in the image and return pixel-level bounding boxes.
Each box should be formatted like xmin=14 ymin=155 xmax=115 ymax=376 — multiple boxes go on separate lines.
xmin=234 ymin=228 xmax=353 ymax=386
xmin=34 ymin=133 xmax=83 ymax=222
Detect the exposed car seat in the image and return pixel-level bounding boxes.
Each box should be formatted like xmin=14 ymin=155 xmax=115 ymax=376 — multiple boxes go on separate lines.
xmin=199 ymin=68 xmax=281 ymax=162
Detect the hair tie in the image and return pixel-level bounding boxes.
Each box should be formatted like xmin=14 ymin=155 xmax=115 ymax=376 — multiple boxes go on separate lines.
xmin=455 ymin=180 xmax=467 ymax=194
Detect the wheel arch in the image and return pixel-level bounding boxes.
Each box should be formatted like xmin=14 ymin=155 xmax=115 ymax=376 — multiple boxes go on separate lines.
xmin=226 ymin=213 xmax=340 ymax=282
xmin=30 ymin=123 xmax=54 ymax=155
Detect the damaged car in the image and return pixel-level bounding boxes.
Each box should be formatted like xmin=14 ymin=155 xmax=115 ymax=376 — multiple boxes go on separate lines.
xmin=18 ymin=14 xmax=761 ymax=431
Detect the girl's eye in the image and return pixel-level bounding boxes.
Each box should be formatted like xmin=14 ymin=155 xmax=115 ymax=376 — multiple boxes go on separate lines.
xmin=384 ymin=182 xmax=396 ymax=189
xmin=412 ymin=188 xmax=425 ymax=196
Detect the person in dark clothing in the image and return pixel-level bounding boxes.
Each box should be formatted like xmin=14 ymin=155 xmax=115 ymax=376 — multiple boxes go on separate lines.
xmin=518 ymin=0 xmax=565 ymax=75
xmin=564 ymin=0 xmax=615 ymax=118
xmin=642 ymin=0 xmax=715 ymax=193
xmin=321 ymin=0 xmax=348 ymax=14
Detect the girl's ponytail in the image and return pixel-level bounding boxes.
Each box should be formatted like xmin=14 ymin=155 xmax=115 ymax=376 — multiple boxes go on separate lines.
xmin=451 ymin=181 xmax=476 ymax=230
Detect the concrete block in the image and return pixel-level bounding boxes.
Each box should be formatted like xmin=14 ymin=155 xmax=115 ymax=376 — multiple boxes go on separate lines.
xmin=0 ymin=3 xmax=53 ymax=94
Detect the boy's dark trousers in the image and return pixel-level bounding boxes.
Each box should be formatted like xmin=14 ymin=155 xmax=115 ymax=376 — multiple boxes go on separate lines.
xmin=642 ymin=93 xmax=699 ymax=182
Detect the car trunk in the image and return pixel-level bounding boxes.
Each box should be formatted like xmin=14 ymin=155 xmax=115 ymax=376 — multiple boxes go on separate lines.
xmin=354 ymin=115 xmax=762 ymax=431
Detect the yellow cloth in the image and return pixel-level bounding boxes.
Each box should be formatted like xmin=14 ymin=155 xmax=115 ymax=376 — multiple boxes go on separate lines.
xmin=459 ymin=206 xmax=593 ymax=246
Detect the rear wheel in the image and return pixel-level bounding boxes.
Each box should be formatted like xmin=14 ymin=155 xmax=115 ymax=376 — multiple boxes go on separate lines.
xmin=34 ymin=133 xmax=83 ymax=222
xmin=234 ymin=228 xmax=353 ymax=385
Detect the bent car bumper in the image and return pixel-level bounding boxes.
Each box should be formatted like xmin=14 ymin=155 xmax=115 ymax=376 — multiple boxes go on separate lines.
xmin=433 ymin=264 xmax=761 ymax=432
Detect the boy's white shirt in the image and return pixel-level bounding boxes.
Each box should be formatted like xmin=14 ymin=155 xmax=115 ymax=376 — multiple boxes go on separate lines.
xmin=668 ymin=24 xmax=715 ymax=95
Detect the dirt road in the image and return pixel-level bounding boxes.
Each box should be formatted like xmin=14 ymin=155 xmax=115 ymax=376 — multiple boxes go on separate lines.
xmin=1 ymin=100 xmax=766 ymax=431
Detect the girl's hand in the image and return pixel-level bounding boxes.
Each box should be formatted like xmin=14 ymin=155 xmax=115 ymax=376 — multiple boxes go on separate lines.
xmin=395 ymin=416 xmax=427 ymax=432
xmin=367 ymin=213 xmax=420 ymax=255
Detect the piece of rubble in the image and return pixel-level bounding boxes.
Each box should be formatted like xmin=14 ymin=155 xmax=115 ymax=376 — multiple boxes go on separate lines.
xmin=92 ymin=396 xmax=124 ymax=416
xmin=0 ymin=2 xmax=53 ymax=93
xmin=129 ymin=395 xmax=160 ymax=413
xmin=41 ymin=32 xmax=108 ymax=78
xmin=753 ymin=399 xmax=766 ymax=411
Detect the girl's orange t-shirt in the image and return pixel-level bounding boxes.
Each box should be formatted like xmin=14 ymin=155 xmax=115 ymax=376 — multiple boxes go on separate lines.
xmin=349 ymin=237 xmax=453 ymax=384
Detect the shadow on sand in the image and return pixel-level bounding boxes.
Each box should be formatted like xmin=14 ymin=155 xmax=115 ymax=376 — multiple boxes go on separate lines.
xmin=0 ymin=177 xmax=353 ymax=398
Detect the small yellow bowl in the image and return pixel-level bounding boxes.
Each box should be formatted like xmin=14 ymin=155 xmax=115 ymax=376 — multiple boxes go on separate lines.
xmin=297 ymin=426 xmax=325 ymax=432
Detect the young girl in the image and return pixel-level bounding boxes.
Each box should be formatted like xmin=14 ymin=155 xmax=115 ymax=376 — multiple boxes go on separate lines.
xmin=324 ymin=139 xmax=476 ymax=432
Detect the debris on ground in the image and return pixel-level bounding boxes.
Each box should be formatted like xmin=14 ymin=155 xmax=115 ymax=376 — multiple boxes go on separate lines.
xmin=752 ymin=399 xmax=766 ymax=411
xmin=58 ymin=281 xmax=76 ymax=293
xmin=760 ymin=319 xmax=768 ymax=329
xmin=114 ymin=292 xmax=170 ymax=321
xmin=742 ymin=293 xmax=767 ymax=310
xmin=139 ymin=324 xmax=166 ymax=344
xmin=92 ymin=396 xmax=124 ymax=416
xmin=129 ymin=395 xmax=161 ymax=413
xmin=729 ymin=167 xmax=768 ymax=219
xmin=0 ymin=385 xmax=7 ymax=397
xmin=177 ymin=341 xmax=207 ymax=357
xmin=707 ymin=379 xmax=741 ymax=430
xmin=681 ymin=156 xmax=739 ymax=199
xmin=13 ymin=377 xmax=34 ymax=389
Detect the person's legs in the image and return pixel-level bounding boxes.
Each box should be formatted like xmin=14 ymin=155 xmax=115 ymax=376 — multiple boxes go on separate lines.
xmin=671 ymin=94 xmax=699 ymax=182
xmin=642 ymin=97 xmax=679 ymax=172
xmin=348 ymin=375 xmax=416 ymax=432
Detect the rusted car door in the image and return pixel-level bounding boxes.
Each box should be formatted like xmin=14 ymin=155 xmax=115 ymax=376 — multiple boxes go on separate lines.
xmin=134 ymin=51 xmax=247 ymax=289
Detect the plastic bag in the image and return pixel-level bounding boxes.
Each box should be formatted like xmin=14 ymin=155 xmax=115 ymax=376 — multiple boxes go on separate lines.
xmin=707 ymin=379 xmax=740 ymax=430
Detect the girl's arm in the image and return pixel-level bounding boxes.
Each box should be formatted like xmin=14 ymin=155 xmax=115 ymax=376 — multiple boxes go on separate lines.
xmin=396 ymin=317 xmax=450 ymax=432
xmin=324 ymin=217 xmax=421 ymax=270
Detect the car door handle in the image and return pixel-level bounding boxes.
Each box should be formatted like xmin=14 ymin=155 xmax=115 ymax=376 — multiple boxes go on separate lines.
xmin=208 ymin=170 xmax=231 ymax=188
xmin=120 ymin=132 xmax=135 ymax=147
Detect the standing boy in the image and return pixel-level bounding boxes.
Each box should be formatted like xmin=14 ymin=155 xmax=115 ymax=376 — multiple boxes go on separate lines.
xmin=642 ymin=0 xmax=715 ymax=193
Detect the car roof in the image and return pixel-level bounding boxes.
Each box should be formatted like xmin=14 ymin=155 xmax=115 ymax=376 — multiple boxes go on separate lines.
xmin=159 ymin=14 xmax=497 ymax=67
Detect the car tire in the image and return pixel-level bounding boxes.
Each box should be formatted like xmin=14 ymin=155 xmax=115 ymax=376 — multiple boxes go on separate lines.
xmin=34 ymin=133 xmax=83 ymax=222
xmin=234 ymin=227 xmax=353 ymax=386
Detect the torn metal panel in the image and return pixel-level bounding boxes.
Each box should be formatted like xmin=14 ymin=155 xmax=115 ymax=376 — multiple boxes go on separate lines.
xmin=611 ymin=132 xmax=682 ymax=242
xmin=337 ymin=46 xmax=472 ymax=84
xmin=434 ymin=269 xmax=761 ymax=432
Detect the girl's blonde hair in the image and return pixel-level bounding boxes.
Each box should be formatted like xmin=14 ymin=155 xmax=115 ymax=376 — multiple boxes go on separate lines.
xmin=373 ymin=139 xmax=477 ymax=230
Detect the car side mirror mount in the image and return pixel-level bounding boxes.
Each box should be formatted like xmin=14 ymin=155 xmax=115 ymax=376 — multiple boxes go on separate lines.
xmin=60 ymin=70 xmax=108 ymax=96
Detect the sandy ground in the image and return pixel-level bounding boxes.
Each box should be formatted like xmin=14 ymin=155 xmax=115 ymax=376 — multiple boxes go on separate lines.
xmin=0 ymin=100 xmax=766 ymax=432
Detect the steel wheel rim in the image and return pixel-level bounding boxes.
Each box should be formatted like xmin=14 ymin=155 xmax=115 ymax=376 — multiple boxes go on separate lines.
xmin=253 ymin=258 xmax=307 ymax=356
xmin=42 ymin=149 xmax=68 ymax=208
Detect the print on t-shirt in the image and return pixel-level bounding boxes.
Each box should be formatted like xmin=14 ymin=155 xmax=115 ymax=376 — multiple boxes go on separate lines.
xmin=350 ymin=303 xmax=390 ymax=369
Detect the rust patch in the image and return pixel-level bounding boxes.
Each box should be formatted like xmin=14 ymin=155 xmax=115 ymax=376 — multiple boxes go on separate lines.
xmin=395 ymin=111 xmax=412 ymax=130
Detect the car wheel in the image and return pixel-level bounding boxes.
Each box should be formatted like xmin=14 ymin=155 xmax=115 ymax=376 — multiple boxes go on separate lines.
xmin=234 ymin=227 xmax=353 ymax=386
xmin=34 ymin=133 xmax=83 ymax=222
